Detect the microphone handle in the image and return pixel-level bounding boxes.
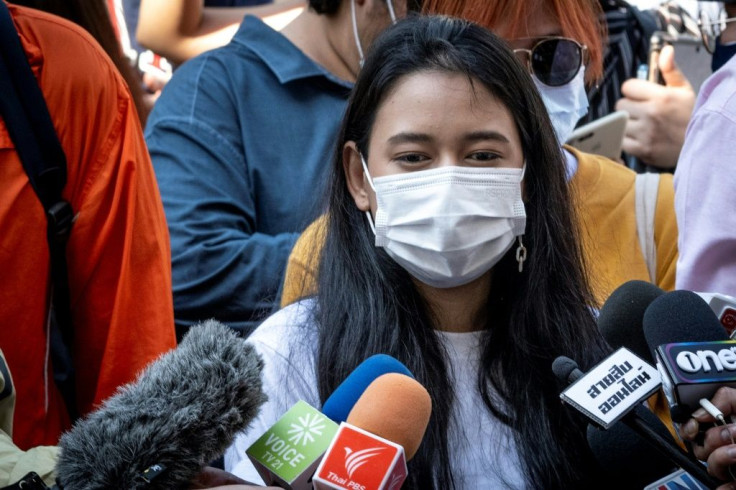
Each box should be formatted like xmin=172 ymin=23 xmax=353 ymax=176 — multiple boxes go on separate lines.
xmin=622 ymin=407 xmax=721 ymax=488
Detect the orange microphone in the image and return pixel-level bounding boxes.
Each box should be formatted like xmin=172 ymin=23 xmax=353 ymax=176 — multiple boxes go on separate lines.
xmin=312 ymin=373 xmax=432 ymax=490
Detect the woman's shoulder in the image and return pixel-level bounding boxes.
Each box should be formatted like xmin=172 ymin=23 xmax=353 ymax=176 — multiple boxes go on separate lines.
xmin=248 ymin=299 xmax=319 ymax=362
xmin=246 ymin=298 xmax=321 ymax=408
xmin=248 ymin=298 xmax=317 ymax=345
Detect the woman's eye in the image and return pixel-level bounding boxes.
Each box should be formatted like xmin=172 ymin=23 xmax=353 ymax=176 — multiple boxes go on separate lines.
xmin=395 ymin=153 xmax=428 ymax=164
xmin=469 ymin=151 xmax=501 ymax=162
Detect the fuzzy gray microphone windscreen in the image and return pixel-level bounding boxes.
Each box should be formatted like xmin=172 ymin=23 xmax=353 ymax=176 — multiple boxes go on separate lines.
xmin=55 ymin=320 xmax=267 ymax=490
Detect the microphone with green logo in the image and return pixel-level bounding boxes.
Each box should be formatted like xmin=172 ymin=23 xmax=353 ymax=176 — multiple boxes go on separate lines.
xmin=245 ymin=354 xmax=413 ymax=490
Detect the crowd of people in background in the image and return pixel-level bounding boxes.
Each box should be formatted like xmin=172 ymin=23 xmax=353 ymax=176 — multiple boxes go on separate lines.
xmin=2 ymin=0 xmax=736 ymax=488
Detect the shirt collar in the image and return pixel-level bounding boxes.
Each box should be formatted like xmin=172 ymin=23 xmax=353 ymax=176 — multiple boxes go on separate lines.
xmin=233 ymin=15 xmax=353 ymax=89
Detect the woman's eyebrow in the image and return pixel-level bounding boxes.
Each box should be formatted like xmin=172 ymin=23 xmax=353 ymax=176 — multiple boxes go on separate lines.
xmin=387 ymin=132 xmax=433 ymax=145
xmin=463 ymin=130 xmax=510 ymax=144
xmin=388 ymin=131 xmax=511 ymax=145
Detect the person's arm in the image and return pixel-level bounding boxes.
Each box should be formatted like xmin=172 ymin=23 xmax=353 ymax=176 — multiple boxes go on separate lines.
xmin=674 ymin=109 xmax=736 ymax=295
xmin=615 ymin=45 xmax=695 ymax=169
xmin=30 ymin=19 xmax=179 ymax=414
xmin=63 ymin=59 xmax=177 ymax=413
xmin=144 ymin=60 xmax=299 ymax=335
xmin=136 ymin=0 xmax=305 ymax=64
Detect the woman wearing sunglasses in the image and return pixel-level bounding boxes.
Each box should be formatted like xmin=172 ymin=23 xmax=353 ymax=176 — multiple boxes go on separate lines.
xmin=280 ymin=0 xmax=678 ymax=314
xmin=418 ymin=0 xmax=678 ymax=305
xmin=226 ymin=14 xmax=610 ymax=488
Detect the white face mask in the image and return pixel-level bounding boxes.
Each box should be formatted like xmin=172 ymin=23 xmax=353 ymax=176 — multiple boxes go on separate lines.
xmin=533 ymin=67 xmax=589 ymax=146
xmin=361 ymin=156 xmax=527 ymax=288
xmin=351 ymin=0 xmax=397 ymax=67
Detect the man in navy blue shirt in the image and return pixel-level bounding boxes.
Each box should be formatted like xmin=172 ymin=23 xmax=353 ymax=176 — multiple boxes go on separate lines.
xmin=145 ymin=0 xmax=411 ymax=338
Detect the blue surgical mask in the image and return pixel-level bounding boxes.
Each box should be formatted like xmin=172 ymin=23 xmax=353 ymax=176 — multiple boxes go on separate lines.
xmin=533 ymin=67 xmax=589 ymax=146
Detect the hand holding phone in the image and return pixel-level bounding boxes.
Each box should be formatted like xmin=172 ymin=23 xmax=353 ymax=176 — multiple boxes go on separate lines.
xmin=648 ymin=32 xmax=665 ymax=85
xmin=615 ymin=43 xmax=695 ymax=169
xmin=566 ymin=111 xmax=628 ymax=161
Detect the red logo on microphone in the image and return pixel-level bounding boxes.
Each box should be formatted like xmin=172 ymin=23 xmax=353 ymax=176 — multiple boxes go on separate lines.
xmin=312 ymin=423 xmax=407 ymax=490
xmin=722 ymin=308 xmax=736 ymax=334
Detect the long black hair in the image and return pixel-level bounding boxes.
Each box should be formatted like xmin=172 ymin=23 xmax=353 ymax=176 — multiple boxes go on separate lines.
xmin=315 ymin=15 xmax=609 ymax=488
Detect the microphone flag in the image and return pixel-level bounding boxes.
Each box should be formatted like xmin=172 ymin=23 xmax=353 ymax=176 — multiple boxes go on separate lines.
xmin=643 ymin=469 xmax=708 ymax=490
xmin=247 ymin=400 xmax=338 ymax=489
xmin=312 ymin=422 xmax=407 ymax=490
xmin=560 ymin=347 xmax=660 ymax=428
xmin=655 ymin=340 xmax=736 ymax=414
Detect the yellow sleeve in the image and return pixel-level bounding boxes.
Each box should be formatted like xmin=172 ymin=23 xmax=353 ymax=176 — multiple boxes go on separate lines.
xmin=654 ymin=173 xmax=679 ymax=291
xmin=280 ymin=215 xmax=328 ymax=308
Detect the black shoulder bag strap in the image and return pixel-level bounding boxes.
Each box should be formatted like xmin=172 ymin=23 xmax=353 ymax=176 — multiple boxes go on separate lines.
xmin=0 ymin=3 xmax=77 ymax=421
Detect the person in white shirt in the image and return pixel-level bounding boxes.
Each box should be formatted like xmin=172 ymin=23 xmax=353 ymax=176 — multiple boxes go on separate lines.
xmin=225 ymin=15 xmax=609 ymax=488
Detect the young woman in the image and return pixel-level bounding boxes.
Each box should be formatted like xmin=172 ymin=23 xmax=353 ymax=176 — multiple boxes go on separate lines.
xmin=226 ymin=15 xmax=609 ymax=488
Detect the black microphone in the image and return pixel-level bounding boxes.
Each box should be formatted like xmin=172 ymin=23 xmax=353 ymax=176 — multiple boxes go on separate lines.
xmin=551 ymin=355 xmax=583 ymax=385
xmin=596 ymin=281 xmax=675 ymax=443
xmin=643 ymin=290 xmax=734 ymax=423
xmin=587 ymin=410 xmax=677 ymax=487
xmin=598 ymin=280 xmax=665 ymax=363
xmin=643 ymin=290 xmax=727 ymax=354
xmin=56 ymin=320 xmax=267 ymax=490
xmin=553 ymin=355 xmax=719 ymax=488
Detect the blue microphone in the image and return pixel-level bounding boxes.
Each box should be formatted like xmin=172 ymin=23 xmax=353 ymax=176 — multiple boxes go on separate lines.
xmin=321 ymin=354 xmax=413 ymax=423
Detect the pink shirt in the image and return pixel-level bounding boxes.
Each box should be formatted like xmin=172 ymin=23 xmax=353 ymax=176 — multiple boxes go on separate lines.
xmin=674 ymin=55 xmax=736 ymax=295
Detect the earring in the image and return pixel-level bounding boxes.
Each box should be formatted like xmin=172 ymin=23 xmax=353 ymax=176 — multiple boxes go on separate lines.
xmin=516 ymin=236 xmax=527 ymax=273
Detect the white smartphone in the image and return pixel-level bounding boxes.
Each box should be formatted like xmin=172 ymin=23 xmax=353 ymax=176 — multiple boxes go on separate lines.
xmin=669 ymin=34 xmax=712 ymax=93
xmin=565 ymin=110 xmax=629 ymax=160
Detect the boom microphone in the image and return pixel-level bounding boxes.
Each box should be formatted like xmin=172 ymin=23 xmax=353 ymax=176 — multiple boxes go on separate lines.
xmin=56 ymin=320 xmax=266 ymax=490
xmin=313 ymin=373 xmax=432 ymax=490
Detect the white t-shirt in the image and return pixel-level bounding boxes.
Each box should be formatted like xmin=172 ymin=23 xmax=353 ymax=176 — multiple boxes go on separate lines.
xmin=224 ymin=299 xmax=525 ymax=488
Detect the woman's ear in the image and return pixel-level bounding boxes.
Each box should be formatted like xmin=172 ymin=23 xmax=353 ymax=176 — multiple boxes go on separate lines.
xmin=343 ymin=141 xmax=372 ymax=212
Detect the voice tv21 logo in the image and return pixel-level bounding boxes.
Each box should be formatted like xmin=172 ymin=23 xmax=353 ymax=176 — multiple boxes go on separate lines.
xmin=247 ymin=400 xmax=338 ymax=488
xmin=313 ymin=423 xmax=407 ymax=490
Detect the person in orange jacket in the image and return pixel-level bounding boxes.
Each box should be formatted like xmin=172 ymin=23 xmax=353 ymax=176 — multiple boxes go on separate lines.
xmin=0 ymin=2 xmax=176 ymax=450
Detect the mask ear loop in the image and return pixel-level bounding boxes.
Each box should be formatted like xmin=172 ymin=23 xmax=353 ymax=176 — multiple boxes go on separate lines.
xmin=359 ymin=153 xmax=376 ymax=234
xmin=350 ymin=0 xmax=365 ymax=68
xmin=386 ymin=0 xmax=397 ymax=24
